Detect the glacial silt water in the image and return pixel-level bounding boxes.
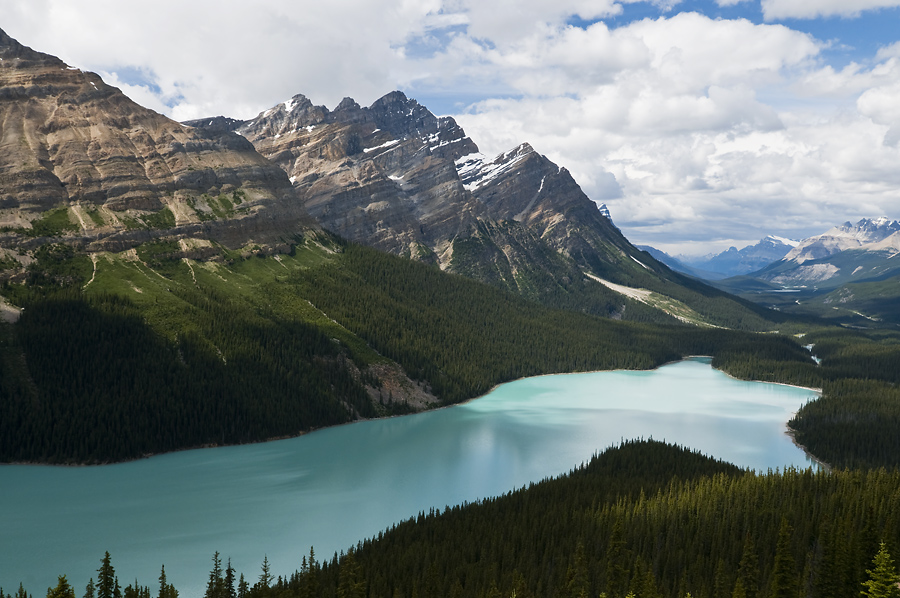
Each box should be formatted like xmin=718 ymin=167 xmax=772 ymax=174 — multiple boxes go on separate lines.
xmin=0 ymin=358 xmax=818 ymax=597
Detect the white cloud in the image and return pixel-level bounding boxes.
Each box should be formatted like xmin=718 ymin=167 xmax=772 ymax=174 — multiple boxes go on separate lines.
xmin=760 ymin=0 xmax=900 ymax=20
xmin=1 ymin=1 xmax=899 ymax=250
xmin=715 ymin=0 xmax=752 ymax=6
xmin=0 ymin=0 xmax=443 ymax=119
xmin=454 ymin=13 xmax=900 ymax=249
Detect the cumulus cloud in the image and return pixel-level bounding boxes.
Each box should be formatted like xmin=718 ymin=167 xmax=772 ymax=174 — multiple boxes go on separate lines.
xmin=1 ymin=1 xmax=899 ymax=253
xmin=453 ymin=13 xmax=900 ymax=252
xmin=760 ymin=0 xmax=900 ymax=20
xmin=0 ymin=0 xmax=446 ymax=119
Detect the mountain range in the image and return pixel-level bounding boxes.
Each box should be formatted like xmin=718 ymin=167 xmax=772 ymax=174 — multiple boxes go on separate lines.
xmin=711 ymin=217 xmax=900 ymax=325
xmin=639 ymin=236 xmax=799 ymax=280
xmin=0 ymin=28 xmax=793 ymax=464
xmin=0 ymin=27 xmax=771 ymax=331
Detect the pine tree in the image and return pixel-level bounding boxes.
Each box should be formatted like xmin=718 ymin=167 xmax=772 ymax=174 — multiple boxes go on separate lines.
xmin=83 ymin=580 xmax=95 ymax=598
xmin=46 ymin=576 xmax=75 ymax=598
xmin=564 ymin=540 xmax=589 ymax=598
xmin=224 ymin=560 xmax=236 ymax=598
xmin=97 ymin=553 xmax=115 ymax=598
xmin=606 ymin=520 xmax=630 ymax=598
xmin=770 ymin=518 xmax=798 ymax=598
xmin=861 ymin=542 xmax=900 ymax=598
xmin=257 ymin=556 xmax=272 ymax=592
xmin=205 ymin=553 xmax=224 ymax=598
xmin=157 ymin=566 xmax=176 ymax=598
xmin=734 ymin=534 xmax=760 ymax=598
xmin=337 ymin=549 xmax=366 ymax=598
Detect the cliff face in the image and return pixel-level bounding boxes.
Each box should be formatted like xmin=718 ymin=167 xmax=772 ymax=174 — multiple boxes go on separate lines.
xmin=224 ymin=91 xmax=654 ymax=304
xmin=0 ymin=29 xmax=316 ymax=256
xmin=231 ymin=92 xmax=482 ymax=260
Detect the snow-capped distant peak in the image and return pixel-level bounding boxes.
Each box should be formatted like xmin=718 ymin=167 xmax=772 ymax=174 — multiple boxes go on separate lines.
xmin=784 ymin=216 xmax=900 ymax=264
xmin=766 ymin=235 xmax=799 ymax=247
xmin=597 ymin=203 xmax=611 ymax=220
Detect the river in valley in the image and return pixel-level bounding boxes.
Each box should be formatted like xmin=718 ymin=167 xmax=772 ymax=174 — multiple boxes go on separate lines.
xmin=0 ymin=358 xmax=820 ymax=597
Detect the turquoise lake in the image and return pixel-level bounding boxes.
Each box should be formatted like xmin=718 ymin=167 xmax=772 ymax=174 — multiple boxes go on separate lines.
xmin=0 ymin=358 xmax=820 ymax=597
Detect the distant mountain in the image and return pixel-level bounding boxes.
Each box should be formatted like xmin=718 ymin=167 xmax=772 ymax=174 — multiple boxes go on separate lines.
xmin=754 ymin=218 xmax=900 ymax=287
xmin=635 ymin=246 xmax=726 ymax=280
xmin=782 ymin=217 xmax=900 ymax=265
xmin=677 ymin=236 xmax=799 ymax=278
xmin=715 ymin=217 xmax=900 ymax=325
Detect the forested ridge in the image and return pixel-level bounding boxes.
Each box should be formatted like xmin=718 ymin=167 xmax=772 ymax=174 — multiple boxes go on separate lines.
xmin=6 ymin=441 xmax=900 ymax=598
xmin=2 ymin=238 xmax=900 ymax=467
xmin=0 ymin=237 xmax=825 ymax=464
xmin=786 ymin=327 xmax=900 ymax=469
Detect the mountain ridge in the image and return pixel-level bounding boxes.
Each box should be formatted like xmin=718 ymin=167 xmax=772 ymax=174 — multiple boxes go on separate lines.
xmin=0 ymin=27 xmax=318 ymax=264
xmin=186 ymin=90 xmax=776 ymax=329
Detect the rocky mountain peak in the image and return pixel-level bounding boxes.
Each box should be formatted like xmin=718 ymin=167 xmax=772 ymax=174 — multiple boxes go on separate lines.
xmin=367 ymin=91 xmax=441 ymax=141
xmin=0 ymin=29 xmax=316 ymax=259
xmin=0 ymin=27 xmax=58 ymax=65
xmin=784 ymin=216 xmax=900 ymax=264
xmin=829 ymin=217 xmax=900 ymax=242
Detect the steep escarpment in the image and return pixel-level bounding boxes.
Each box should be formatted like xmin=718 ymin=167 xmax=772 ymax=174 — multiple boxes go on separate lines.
xmin=0 ymin=28 xmax=315 ymax=260
xmin=208 ymin=91 xmax=768 ymax=327
xmin=225 ymin=92 xmax=483 ymax=260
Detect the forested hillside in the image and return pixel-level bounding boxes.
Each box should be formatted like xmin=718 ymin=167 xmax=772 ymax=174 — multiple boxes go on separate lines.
xmin=4 ymin=233 xmax=900 ymax=468
xmin=0 ymin=235 xmax=818 ymax=464
xmin=8 ymin=441 xmax=899 ymax=598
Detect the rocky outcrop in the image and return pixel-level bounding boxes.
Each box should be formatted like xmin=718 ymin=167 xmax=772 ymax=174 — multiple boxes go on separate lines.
xmin=783 ymin=218 xmax=900 ymax=265
xmin=234 ymin=92 xmax=482 ymax=259
xmin=0 ymin=28 xmax=316 ymax=254
xmin=212 ymin=90 xmax=674 ymax=302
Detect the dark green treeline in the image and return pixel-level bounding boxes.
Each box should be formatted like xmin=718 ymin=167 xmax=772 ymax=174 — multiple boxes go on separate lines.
xmin=238 ymin=441 xmax=900 ymax=598
xmin=0 ymin=240 xmax=820 ymax=464
xmin=9 ymin=442 xmax=900 ymax=598
xmin=2 ymin=240 xmax=899 ymax=468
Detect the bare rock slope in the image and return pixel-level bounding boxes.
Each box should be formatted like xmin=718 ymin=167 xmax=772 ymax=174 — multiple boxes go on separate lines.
xmin=0 ymin=28 xmax=316 ymax=258
xmin=192 ymin=91 xmax=672 ymax=312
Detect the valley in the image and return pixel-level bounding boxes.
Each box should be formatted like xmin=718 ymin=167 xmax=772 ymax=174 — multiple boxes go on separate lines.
xmin=1 ymin=25 xmax=899 ymax=598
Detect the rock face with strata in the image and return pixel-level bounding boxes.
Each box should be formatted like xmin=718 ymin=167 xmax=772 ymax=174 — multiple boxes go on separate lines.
xmin=0 ymin=28 xmax=316 ymax=255
xmin=232 ymin=92 xmax=482 ymax=260
xmin=219 ymin=90 xmax=655 ymax=300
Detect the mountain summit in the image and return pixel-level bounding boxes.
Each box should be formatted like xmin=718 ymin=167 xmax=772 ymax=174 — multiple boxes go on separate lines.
xmin=182 ymin=90 xmax=774 ymax=327
xmin=782 ymin=217 xmax=900 ymax=264
xmin=0 ymin=28 xmax=314 ymax=256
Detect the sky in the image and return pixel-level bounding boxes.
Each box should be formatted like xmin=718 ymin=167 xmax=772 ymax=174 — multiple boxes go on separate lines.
xmin=2 ymin=0 xmax=900 ymax=255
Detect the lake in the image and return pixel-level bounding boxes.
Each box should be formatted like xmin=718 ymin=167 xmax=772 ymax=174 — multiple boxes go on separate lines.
xmin=0 ymin=358 xmax=819 ymax=597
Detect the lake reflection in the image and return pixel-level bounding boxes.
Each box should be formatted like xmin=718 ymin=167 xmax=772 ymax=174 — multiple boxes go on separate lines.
xmin=0 ymin=358 xmax=819 ymax=597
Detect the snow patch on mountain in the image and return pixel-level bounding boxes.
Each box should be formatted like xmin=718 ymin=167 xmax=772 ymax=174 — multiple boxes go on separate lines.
xmin=784 ymin=217 xmax=900 ymax=264
xmin=456 ymin=144 xmax=533 ymax=192
xmin=766 ymin=235 xmax=799 ymax=247
xmin=771 ymin=263 xmax=840 ymax=285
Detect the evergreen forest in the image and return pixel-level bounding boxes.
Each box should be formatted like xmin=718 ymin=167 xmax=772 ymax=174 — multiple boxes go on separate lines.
xmin=1 ymin=237 xmax=899 ymax=468
xmin=4 ymin=237 xmax=900 ymax=597
xmin=5 ymin=441 xmax=900 ymax=598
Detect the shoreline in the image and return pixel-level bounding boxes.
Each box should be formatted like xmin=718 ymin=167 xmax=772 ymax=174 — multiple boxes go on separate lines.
xmin=2 ymin=355 xmax=829 ymax=469
xmin=785 ymin=427 xmax=832 ymax=472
